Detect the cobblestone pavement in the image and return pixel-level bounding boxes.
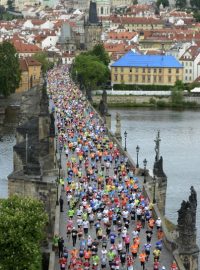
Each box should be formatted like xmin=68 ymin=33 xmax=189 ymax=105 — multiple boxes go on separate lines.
xmin=47 ymin=66 xmax=173 ymax=270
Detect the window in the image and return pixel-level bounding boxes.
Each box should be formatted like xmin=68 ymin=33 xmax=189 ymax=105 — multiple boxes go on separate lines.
xmin=121 ymin=75 xmax=124 ymax=81
xmin=135 ymin=68 xmax=138 ymax=73
xmin=135 ymin=75 xmax=138 ymax=82
xmin=115 ymin=67 xmax=118 ymax=72
xmin=154 ymin=68 xmax=156 ymax=73
xmin=148 ymin=68 xmax=151 ymax=73
xmin=148 ymin=76 xmax=151 ymax=83
xmin=142 ymin=68 xmax=145 ymax=73
xmin=130 ymin=68 xmax=132 ymax=72
xmin=121 ymin=67 xmax=124 ymax=72
xmin=129 ymin=75 xmax=132 ymax=82
xmin=168 ymin=76 xmax=171 ymax=83
xmin=176 ymin=76 xmax=179 ymax=81
xmin=159 ymin=76 xmax=162 ymax=82
xmin=168 ymin=68 xmax=171 ymax=73
xmin=142 ymin=75 xmax=145 ymax=82
xmin=189 ymin=76 xmax=192 ymax=80
xmin=153 ymin=75 xmax=157 ymax=82
xmin=176 ymin=69 xmax=179 ymax=74
xmin=114 ymin=75 xmax=118 ymax=81
xmin=186 ymin=62 xmax=188 ymax=66
xmin=101 ymin=6 xmax=103 ymax=14
xmin=190 ymin=69 xmax=192 ymax=74
xmin=185 ymin=69 xmax=188 ymax=73
xmin=190 ymin=62 xmax=192 ymax=67
xmin=185 ymin=76 xmax=187 ymax=81
xmin=159 ymin=68 xmax=162 ymax=73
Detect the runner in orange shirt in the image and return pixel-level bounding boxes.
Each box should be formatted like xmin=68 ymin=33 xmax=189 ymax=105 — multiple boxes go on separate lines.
xmin=130 ymin=243 xmax=138 ymax=259
xmin=139 ymin=250 xmax=147 ymax=270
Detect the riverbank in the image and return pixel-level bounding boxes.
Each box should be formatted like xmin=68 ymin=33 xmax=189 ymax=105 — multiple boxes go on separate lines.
xmin=92 ymin=94 xmax=200 ymax=109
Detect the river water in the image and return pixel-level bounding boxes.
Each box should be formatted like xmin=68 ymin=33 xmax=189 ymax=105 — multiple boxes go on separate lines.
xmin=110 ymin=107 xmax=200 ymax=246
xmin=0 ymin=108 xmax=18 ymax=198
xmin=0 ymin=107 xmax=200 ymax=245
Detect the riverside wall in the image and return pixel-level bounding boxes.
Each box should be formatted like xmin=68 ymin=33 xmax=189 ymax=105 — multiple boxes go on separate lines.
xmin=92 ymin=94 xmax=170 ymax=105
xmin=92 ymin=94 xmax=200 ymax=106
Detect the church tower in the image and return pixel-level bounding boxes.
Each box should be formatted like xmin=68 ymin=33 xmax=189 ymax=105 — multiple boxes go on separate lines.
xmin=84 ymin=0 xmax=102 ymax=50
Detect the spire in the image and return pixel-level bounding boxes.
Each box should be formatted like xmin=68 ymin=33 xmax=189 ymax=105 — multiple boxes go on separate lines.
xmin=88 ymin=1 xmax=99 ymax=24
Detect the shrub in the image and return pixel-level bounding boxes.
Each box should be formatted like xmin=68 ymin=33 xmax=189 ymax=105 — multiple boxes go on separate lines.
xmin=113 ymin=84 xmax=172 ymax=91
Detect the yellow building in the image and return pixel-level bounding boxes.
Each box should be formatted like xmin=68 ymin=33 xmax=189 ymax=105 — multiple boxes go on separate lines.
xmin=111 ymin=17 xmax=164 ymax=32
xmin=16 ymin=57 xmax=42 ymax=93
xmin=111 ymin=51 xmax=183 ymax=86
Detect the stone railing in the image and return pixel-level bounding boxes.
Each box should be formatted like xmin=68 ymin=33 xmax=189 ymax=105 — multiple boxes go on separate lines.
xmin=48 ymin=185 xmax=61 ymax=270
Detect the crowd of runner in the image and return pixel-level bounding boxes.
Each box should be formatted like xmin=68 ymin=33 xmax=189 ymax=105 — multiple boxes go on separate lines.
xmin=47 ymin=66 xmax=178 ymax=270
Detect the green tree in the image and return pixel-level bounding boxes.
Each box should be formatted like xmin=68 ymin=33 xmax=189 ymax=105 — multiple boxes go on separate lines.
xmin=156 ymin=0 xmax=169 ymax=7
xmin=72 ymin=54 xmax=110 ymax=91
xmin=0 ymin=41 xmax=21 ymax=97
xmin=33 ymin=52 xmax=54 ymax=74
xmin=0 ymin=196 xmax=48 ymax=270
xmin=175 ymin=0 xmax=186 ymax=8
xmin=193 ymin=11 xmax=200 ymax=22
xmin=89 ymin=43 xmax=110 ymax=66
xmin=171 ymin=80 xmax=184 ymax=105
xmin=190 ymin=0 xmax=200 ymax=8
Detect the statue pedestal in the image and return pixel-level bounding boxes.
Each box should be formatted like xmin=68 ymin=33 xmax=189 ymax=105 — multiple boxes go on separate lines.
xmin=105 ymin=113 xmax=111 ymax=130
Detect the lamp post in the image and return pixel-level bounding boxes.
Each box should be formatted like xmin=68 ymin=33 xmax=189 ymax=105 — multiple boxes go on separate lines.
xmin=136 ymin=145 xmax=140 ymax=168
xmin=58 ymin=144 xmax=63 ymax=179
xmin=143 ymin=158 xmax=147 ymax=183
xmin=56 ymin=177 xmax=59 ymax=206
xmin=55 ymin=134 xmax=58 ymax=154
xmin=153 ymin=175 xmax=156 ymax=204
xmin=75 ymin=69 xmax=78 ymax=83
xmin=124 ymin=131 xmax=127 ymax=151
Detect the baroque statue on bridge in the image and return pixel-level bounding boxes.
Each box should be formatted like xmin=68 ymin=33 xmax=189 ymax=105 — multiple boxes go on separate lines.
xmin=177 ymin=186 xmax=197 ymax=231
xmin=99 ymin=90 xmax=108 ymax=117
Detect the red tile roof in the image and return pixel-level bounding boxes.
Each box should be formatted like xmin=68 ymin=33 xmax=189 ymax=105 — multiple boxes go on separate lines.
xmin=12 ymin=39 xmax=41 ymax=53
xmin=19 ymin=57 xmax=41 ymax=72
xmin=179 ymin=45 xmax=200 ymax=61
xmin=142 ymin=29 xmax=200 ymax=43
xmin=111 ymin=16 xmax=163 ymax=25
xmin=107 ymin=31 xmax=137 ymax=40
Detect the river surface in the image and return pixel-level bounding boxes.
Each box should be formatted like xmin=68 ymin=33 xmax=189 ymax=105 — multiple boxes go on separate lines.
xmin=0 ymin=107 xmax=200 ymax=245
xmin=110 ymin=107 xmax=200 ymax=246
xmin=0 ymin=108 xmax=18 ymax=198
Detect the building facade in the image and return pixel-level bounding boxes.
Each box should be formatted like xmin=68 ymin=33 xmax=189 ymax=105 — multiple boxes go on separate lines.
xmin=96 ymin=0 xmax=111 ymax=17
xmin=16 ymin=57 xmax=42 ymax=93
xmin=111 ymin=51 xmax=183 ymax=86
xmin=179 ymin=45 xmax=200 ymax=83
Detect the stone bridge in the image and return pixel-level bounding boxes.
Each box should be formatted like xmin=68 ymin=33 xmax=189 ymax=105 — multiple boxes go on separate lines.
xmin=8 ymin=66 xmax=199 ymax=270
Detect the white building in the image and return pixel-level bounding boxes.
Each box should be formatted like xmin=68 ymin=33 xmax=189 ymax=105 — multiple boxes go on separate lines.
xmin=96 ymin=0 xmax=111 ymax=16
xmin=179 ymin=45 xmax=200 ymax=83
xmin=166 ymin=42 xmax=191 ymax=61
xmin=41 ymin=0 xmax=59 ymax=7
xmin=0 ymin=0 xmax=7 ymax=8
xmin=41 ymin=36 xmax=59 ymax=49
xmin=111 ymin=0 xmax=132 ymax=8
